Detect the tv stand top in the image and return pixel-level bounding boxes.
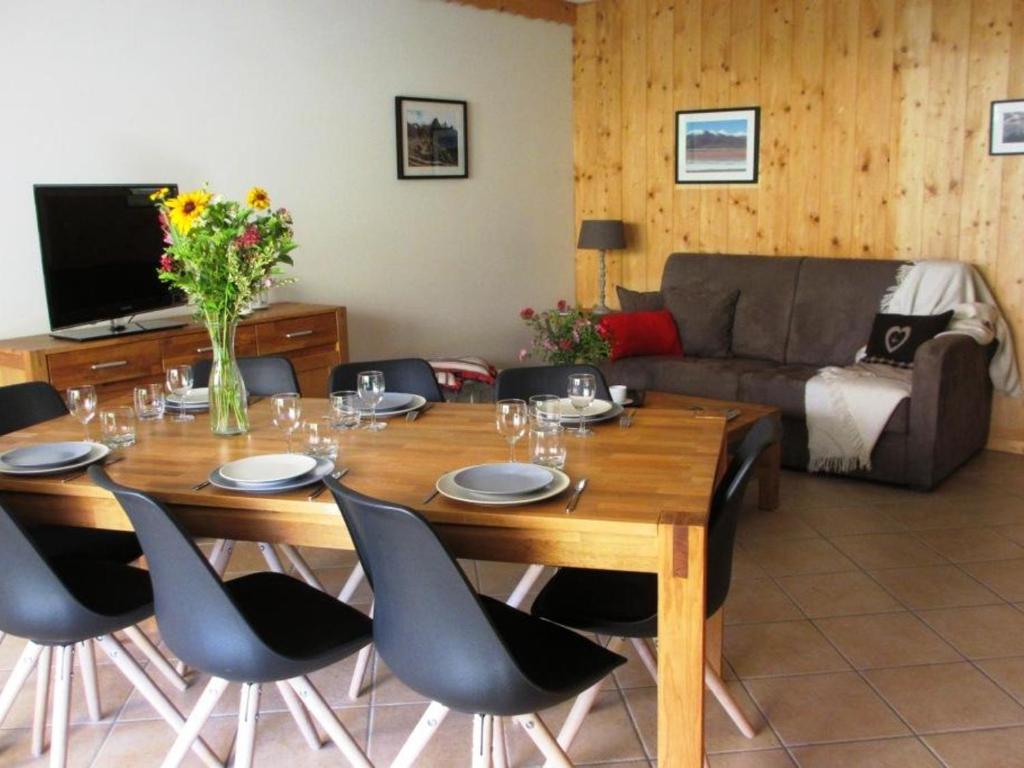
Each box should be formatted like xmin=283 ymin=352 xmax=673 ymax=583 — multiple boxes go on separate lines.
xmin=51 ymin=317 xmax=188 ymax=342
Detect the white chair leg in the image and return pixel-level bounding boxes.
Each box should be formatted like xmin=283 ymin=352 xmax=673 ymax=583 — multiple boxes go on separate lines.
xmin=31 ymin=645 xmax=52 ymax=756
xmin=77 ymin=639 xmax=102 ymax=721
xmin=233 ymin=683 xmax=261 ymax=768
xmin=505 ymin=564 xmax=546 ymax=609
xmin=50 ymin=644 xmax=75 ymax=768
xmin=515 ymin=713 xmax=572 ymax=768
xmin=287 ymin=675 xmax=372 ymax=768
xmin=209 ymin=539 xmax=235 ymax=577
xmin=258 ymin=542 xmax=286 ymax=573
xmin=336 ymin=562 xmax=365 ymax=603
xmin=492 ymin=715 xmax=509 ymax=768
xmin=391 ymin=700 xmax=451 ymax=768
xmin=275 ymin=680 xmax=321 ymax=750
xmin=347 ymin=602 xmax=374 ymax=701
xmin=631 ymin=637 xmax=658 ymax=682
xmin=0 ymin=641 xmax=44 ymax=725
xmin=157 ymin=674 xmax=230 ymax=768
xmin=123 ymin=625 xmax=188 ymax=692
xmin=95 ymin=635 xmax=221 ymax=768
xmin=279 ymin=544 xmax=326 ymax=591
xmin=472 ymin=714 xmax=493 ymax=768
xmin=705 ymin=662 xmax=757 ymax=738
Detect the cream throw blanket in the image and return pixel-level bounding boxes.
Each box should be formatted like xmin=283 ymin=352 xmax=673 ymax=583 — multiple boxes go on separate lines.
xmin=806 ymin=261 xmax=1020 ymax=473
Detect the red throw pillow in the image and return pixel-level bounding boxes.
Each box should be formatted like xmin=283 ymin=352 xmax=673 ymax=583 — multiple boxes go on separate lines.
xmin=599 ymin=310 xmax=683 ymax=361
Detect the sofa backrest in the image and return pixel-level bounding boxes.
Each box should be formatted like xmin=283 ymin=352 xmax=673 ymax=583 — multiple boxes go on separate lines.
xmin=662 ymin=253 xmax=801 ymax=363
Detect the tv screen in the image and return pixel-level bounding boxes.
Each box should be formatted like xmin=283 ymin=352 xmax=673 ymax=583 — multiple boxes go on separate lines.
xmin=34 ymin=184 xmax=180 ymax=330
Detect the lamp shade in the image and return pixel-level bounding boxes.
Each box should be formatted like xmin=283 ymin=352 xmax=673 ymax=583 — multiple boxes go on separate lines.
xmin=577 ymin=219 xmax=626 ymax=250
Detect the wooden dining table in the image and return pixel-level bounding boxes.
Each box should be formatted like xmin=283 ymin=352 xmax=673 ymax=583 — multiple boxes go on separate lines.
xmin=0 ymin=399 xmax=728 ymax=768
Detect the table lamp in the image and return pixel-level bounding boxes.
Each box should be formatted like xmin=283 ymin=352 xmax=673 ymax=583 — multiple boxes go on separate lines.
xmin=577 ymin=219 xmax=626 ymax=315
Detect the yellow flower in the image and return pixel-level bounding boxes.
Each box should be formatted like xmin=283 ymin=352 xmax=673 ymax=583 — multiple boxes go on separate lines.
xmin=246 ymin=186 xmax=270 ymax=210
xmin=166 ymin=189 xmax=211 ymax=234
xmin=148 ymin=186 xmax=170 ymax=202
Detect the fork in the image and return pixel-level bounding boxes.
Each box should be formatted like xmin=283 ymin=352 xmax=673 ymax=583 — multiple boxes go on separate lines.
xmin=406 ymin=402 xmax=435 ymax=422
xmin=308 ymin=467 xmax=349 ymax=500
xmin=619 ymin=409 xmax=637 ymax=428
xmin=61 ymin=454 xmax=124 ymax=484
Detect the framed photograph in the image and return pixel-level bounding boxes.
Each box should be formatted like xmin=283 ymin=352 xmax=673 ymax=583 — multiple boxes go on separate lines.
xmin=991 ymin=99 xmax=1024 ymax=155
xmin=395 ymin=96 xmax=468 ymax=179
xmin=675 ymin=107 xmax=760 ymax=184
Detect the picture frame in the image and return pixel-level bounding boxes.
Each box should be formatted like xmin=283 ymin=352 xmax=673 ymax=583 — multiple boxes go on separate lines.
xmin=990 ymin=99 xmax=1024 ymax=155
xmin=675 ymin=106 xmax=760 ymax=184
xmin=395 ymin=96 xmax=468 ymax=179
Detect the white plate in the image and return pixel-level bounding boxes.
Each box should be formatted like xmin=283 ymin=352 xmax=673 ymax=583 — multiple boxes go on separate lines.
xmin=558 ymin=402 xmax=625 ymax=424
xmin=367 ymin=392 xmax=415 ymax=412
xmin=219 ymin=453 xmax=318 ymax=484
xmin=436 ymin=466 xmax=571 ymax=507
xmin=167 ymin=387 xmax=210 ymax=406
xmin=360 ymin=394 xmax=427 ymax=419
xmin=210 ymin=457 xmax=335 ymax=494
xmin=2 ymin=441 xmax=95 ymax=469
xmin=557 ymin=398 xmax=613 ymax=419
xmin=0 ymin=443 xmax=111 ymax=476
xmin=452 ymin=463 xmax=554 ymax=496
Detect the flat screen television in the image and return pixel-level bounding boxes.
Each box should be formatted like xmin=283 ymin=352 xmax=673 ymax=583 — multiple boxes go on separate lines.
xmin=34 ymin=184 xmax=187 ymax=341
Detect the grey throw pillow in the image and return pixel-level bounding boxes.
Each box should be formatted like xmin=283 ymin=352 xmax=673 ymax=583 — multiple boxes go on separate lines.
xmin=616 ymin=285 xmax=664 ymax=313
xmin=663 ymin=286 xmax=740 ymax=358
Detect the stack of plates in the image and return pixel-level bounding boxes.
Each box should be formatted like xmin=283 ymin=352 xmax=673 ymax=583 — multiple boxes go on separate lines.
xmin=556 ymin=398 xmax=623 ymax=424
xmin=167 ymin=387 xmax=210 ymax=412
xmin=360 ymin=393 xmax=427 ymax=419
xmin=0 ymin=441 xmax=110 ymax=476
xmin=209 ymin=453 xmax=335 ymax=494
xmin=436 ymin=462 xmax=571 ymax=506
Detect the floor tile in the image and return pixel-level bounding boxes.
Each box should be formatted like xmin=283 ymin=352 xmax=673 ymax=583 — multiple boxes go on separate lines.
xmin=914 ymin=527 xmax=1024 ymax=563
xmin=790 ymin=737 xmax=942 ymax=767
xmin=90 ymin=715 xmax=238 ymax=767
xmin=868 ymin=565 xmax=1002 ymax=609
xmin=611 ymin=636 xmax=659 ymax=689
xmin=961 ymin=559 xmax=1024 ymax=602
xmin=737 ymin=510 xmax=820 ymax=543
xmin=830 ymin=532 xmax=947 ymax=570
xmin=523 ymin=689 xmax=647 ymax=763
xmin=0 ymin=723 xmax=111 ymax=768
xmin=708 ymin=751 xmax=795 ymax=767
xmin=815 ymin=612 xmax=961 ymax=669
xmin=797 ymin=504 xmax=906 ymax=537
xmin=367 ymin=703 xmax=473 ymax=766
xmin=723 ymin=579 xmax=803 ymax=625
xmin=738 ymin=538 xmax=857 ymax=577
xmin=888 ymin=495 xmax=1024 ymax=530
xmin=745 ymin=672 xmax=909 ymax=745
xmin=917 ymin=604 xmax=1024 ymax=659
xmin=776 ymin=571 xmax=902 ymax=618
xmin=865 ymin=662 xmax=1024 ymax=733
xmin=924 ymin=725 xmax=1024 ymax=767
xmin=977 ymin=657 xmax=1024 ymax=704
xmin=725 ymin=621 xmax=850 ymax=679
xmin=997 ymin=523 xmax=1024 ymax=547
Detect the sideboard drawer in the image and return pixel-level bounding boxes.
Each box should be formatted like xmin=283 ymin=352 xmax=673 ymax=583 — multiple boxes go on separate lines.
xmin=162 ymin=327 xmax=258 ymax=368
xmin=256 ymin=312 xmax=338 ymax=355
xmin=48 ymin=341 xmax=164 ymax=390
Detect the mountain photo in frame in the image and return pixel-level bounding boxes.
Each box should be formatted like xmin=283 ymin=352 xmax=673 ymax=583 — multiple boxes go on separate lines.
xmin=395 ymin=96 xmax=468 ymax=179
xmin=991 ymin=99 xmax=1024 ymax=155
xmin=675 ymin=107 xmax=760 ymax=184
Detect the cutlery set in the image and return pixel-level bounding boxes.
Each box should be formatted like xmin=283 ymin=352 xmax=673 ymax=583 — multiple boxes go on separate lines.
xmin=406 ymin=402 xmax=434 ymax=422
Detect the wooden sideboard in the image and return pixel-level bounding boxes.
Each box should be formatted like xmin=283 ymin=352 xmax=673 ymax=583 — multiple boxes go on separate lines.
xmin=0 ymin=303 xmax=348 ymax=399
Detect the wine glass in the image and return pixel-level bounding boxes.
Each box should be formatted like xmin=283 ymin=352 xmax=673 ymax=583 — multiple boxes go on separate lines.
xmin=165 ymin=365 xmax=195 ymax=423
xmin=567 ymin=373 xmax=597 ymax=437
xmin=496 ymin=399 xmax=529 ymax=462
xmin=66 ymin=385 xmax=97 ymax=440
xmin=357 ymin=371 xmax=386 ymax=432
xmin=271 ymin=392 xmax=302 ymax=453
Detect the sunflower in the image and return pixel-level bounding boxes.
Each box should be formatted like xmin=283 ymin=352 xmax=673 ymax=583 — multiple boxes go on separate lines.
xmin=246 ymin=186 xmax=270 ymax=210
xmin=166 ymin=189 xmax=211 ymax=234
xmin=148 ymin=186 xmax=170 ymax=202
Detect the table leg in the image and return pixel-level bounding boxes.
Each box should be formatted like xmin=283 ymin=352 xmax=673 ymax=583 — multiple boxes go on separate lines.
xmin=757 ymin=440 xmax=781 ymax=511
xmin=705 ymin=608 xmax=724 ymax=677
xmin=658 ymin=523 xmax=706 ymax=768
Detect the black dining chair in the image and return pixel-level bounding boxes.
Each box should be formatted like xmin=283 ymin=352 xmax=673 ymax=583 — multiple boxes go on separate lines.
xmin=324 ymin=476 xmax=626 ymax=768
xmin=90 ymin=466 xmax=374 ymax=768
xmin=0 ymin=501 xmax=220 ymax=768
xmin=327 ymin=357 xmax=445 ymax=402
xmin=494 ymin=364 xmax=612 ymax=402
xmin=529 ymin=417 xmax=780 ymax=757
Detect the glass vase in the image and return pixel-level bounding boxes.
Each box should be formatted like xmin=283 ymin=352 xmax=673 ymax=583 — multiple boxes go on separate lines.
xmin=205 ymin=319 xmax=249 ymax=436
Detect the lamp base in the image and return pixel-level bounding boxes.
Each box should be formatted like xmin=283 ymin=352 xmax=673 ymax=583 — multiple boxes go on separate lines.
xmin=594 ymin=249 xmax=610 ymax=316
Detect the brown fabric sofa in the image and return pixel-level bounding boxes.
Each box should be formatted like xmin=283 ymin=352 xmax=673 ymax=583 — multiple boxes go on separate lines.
xmin=601 ymin=254 xmax=993 ymax=490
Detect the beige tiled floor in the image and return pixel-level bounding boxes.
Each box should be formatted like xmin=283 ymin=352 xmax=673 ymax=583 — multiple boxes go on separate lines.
xmin=3 ymin=449 xmax=1024 ymax=766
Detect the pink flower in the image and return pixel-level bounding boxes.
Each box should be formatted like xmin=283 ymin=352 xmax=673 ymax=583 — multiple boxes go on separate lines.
xmin=517 ymin=348 xmax=530 ymax=361
xmin=235 ymin=225 xmax=261 ymax=249
xmin=520 ymin=307 xmax=536 ymax=320
xmin=558 ymin=339 xmax=573 ymax=351
xmin=557 ymin=299 xmax=569 ymax=312
xmin=159 ymin=254 xmax=174 ymax=272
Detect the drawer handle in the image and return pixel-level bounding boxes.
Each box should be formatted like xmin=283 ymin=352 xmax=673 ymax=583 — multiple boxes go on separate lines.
xmin=284 ymin=330 xmax=314 ymax=339
xmin=90 ymin=360 xmax=128 ymax=371
xmin=195 ymin=346 xmax=213 ymax=353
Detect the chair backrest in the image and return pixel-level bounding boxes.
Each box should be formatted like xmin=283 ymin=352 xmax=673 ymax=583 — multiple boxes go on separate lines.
xmin=494 ymin=364 xmax=611 ymax=402
xmin=706 ymin=417 xmax=781 ymax=616
xmin=192 ymin=356 xmax=300 ymax=396
xmin=328 ymin=358 xmax=444 ymax=402
xmin=325 ymin=477 xmax=547 ymax=713
xmin=88 ymin=466 xmax=283 ymax=680
xmin=0 ymin=381 xmax=68 ymax=436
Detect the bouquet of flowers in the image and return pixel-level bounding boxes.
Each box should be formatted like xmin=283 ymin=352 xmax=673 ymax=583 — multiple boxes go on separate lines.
xmin=518 ymin=300 xmax=612 ymax=365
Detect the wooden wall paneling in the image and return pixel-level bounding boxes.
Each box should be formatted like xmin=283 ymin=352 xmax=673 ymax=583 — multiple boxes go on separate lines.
xmin=574 ymin=4 xmax=600 ymax=307
xmin=725 ymin=0 xmax=763 ymax=253
xmin=696 ymin=0 xmax=733 ymax=253
xmin=597 ymin=0 xmax=625 ymax=303
xmin=620 ymin=0 xmax=650 ymax=295
xmin=672 ymin=0 xmax=704 ymax=254
xmin=645 ymin=0 xmax=677 ymax=288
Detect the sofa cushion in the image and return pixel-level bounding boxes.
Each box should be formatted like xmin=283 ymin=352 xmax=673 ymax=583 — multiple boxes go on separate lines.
xmin=646 ymin=358 xmax=777 ymax=401
xmin=739 ymin=365 xmax=909 ymax=434
xmin=662 ymin=254 xmax=802 ymax=363
xmin=786 ymin=258 xmax=907 ymax=366
xmin=599 ymin=311 xmax=682 ymax=361
xmin=864 ymin=311 xmax=954 ymax=368
xmin=616 ymin=286 xmax=664 ymax=313
xmin=663 ymin=285 xmax=739 ymax=358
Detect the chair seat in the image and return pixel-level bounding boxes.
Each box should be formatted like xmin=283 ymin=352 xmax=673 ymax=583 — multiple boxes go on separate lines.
xmin=31 ymin=525 xmax=143 ymax=563
xmin=531 ymin=568 xmax=658 ymax=639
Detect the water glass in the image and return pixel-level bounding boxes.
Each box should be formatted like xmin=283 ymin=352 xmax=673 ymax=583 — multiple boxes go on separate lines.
xmin=66 ymin=385 xmax=97 ymax=440
xmin=530 ymin=425 xmax=566 ymax=469
xmin=303 ymin=418 xmax=339 ymax=460
xmin=357 ymin=370 xmax=386 ymax=432
xmin=133 ymin=383 xmax=166 ymax=420
xmin=496 ymin=399 xmax=529 ymax=462
xmin=271 ymin=392 xmax=302 ymax=453
xmin=330 ymin=390 xmax=362 ymax=430
xmin=567 ymin=373 xmax=597 ymax=438
xmin=165 ymin=365 xmax=195 ymax=423
xmin=100 ymin=406 xmax=137 ymax=448
xmin=529 ymin=394 xmax=562 ymax=428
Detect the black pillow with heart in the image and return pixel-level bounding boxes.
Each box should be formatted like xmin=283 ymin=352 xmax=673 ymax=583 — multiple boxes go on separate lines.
xmin=863 ymin=311 xmax=954 ymax=368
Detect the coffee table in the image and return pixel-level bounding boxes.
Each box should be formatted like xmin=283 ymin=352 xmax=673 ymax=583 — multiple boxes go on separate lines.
xmin=643 ymin=391 xmax=782 ymax=511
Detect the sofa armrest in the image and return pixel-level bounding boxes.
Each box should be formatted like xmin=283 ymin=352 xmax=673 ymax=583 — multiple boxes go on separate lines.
xmin=908 ymin=335 xmax=993 ymax=489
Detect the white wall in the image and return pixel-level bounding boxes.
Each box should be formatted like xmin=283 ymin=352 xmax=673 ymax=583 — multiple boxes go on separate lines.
xmin=0 ymin=0 xmax=574 ymax=365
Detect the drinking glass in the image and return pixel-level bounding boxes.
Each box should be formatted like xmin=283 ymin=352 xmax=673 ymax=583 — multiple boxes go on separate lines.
xmin=165 ymin=365 xmax=195 ymax=423
xmin=567 ymin=373 xmax=597 ymax=437
xmin=100 ymin=406 xmax=137 ymax=448
xmin=357 ymin=370 xmax=386 ymax=432
xmin=133 ymin=383 xmax=166 ymax=421
xmin=496 ymin=399 xmax=529 ymax=462
xmin=302 ymin=418 xmax=339 ymax=460
xmin=529 ymin=394 xmax=562 ymax=428
xmin=271 ymin=392 xmax=302 ymax=453
xmin=330 ymin=390 xmax=362 ymax=430
xmin=530 ymin=425 xmax=566 ymax=469
xmin=66 ymin=385 xmax=97 ymax=441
